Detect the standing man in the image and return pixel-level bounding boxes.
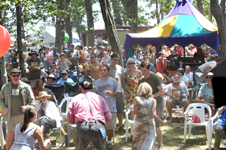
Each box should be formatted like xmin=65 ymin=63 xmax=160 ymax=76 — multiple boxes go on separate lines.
xmin=87 ymin=53 xmax=101 ymax=80
xmin=94 ymin=65 xmax=121 ymax=149
xmin=66 ymin=44 xmax=80 ymax=70
xmin=0 ymin=68 xmax=35 ymax=150
xmin=67 ymin=77 xmax=112 ymax=150
xmin=27 ymin=50 xmax=44 ymax=88
xmin=167 ymin=48 xmax=182 ymax=76
xmin=108 ymin=53 xmax=127 ymax=132
xmin=138 ymin=61 xmax=164 ymax=150
xmin=97 ymin=46 xmax=105 ymax=62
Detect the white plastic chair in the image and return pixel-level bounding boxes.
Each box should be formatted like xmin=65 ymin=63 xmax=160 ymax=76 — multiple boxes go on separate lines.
xmin=58 ymin=97 xmax=73 ymax=146
xmin=0 ymin=117 xmax=4 ymax=149
xmin=184 ymin=103 xmax=212 ymax=149
xmin=125 ymin=108 xmax=135 ymax=142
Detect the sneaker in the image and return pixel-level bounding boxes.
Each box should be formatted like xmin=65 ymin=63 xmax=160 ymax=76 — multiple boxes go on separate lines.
xmin=118 ymin=127 xmax=125 ymax=133
xmin=106 ymin=142 xmax=113 ymax=149
xmin=158 ymin=145 xmax=164 ymax=150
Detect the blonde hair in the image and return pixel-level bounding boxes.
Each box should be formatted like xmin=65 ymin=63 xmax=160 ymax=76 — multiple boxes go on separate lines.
xmin=126 ymin=57 xmax=135 ymax=68
xmin=137 ymin=82 xmax=153 ymax=99
xmin=156 ymin=72 xmax=164 ymax=81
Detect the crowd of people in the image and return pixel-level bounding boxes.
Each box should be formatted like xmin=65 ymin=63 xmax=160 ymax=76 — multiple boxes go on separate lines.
xmin=0 ymin=42 xmax=224 ymax=150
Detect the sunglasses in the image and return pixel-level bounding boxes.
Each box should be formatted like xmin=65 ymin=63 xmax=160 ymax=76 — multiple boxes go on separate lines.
xmin=206 ymin=76 xmax=213 ymax=79
xmin=114 ymin=59 xmax=119 ymax=61
xmin=12 ymin=75 xmax=20 ymax=77
xmin=143 ymin=57 xmax=148 ymax=59
xmin=129 ymin=62 xmax=135 ymax=65
xmin=90 ymin=57 xmax=95 ymax=58
xmin=61 ymin=74 xmax=67 ymax=76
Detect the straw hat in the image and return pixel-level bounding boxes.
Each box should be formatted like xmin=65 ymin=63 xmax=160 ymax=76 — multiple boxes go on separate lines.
xmin=46 ymin=74 xmax=56 ymax=81
xmin=36 ymin=91 xmax=51 ymax=100
xmin=60 ymin=52 xmax=66 ymax=57
xmin=204 ymin=72 xmax=214 ymax=81
xmin=21 ymin=77 xmax=30 ymax=83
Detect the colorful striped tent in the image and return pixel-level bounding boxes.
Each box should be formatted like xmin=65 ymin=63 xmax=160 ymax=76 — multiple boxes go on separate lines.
xmin=124 ymin=0 xmax=219 ymax=58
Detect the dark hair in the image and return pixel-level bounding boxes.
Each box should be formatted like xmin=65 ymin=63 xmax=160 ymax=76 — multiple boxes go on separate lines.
xmin=71 ymin=44 xmax=74 ymax=48
xmin=20 ymin=106 xmax=36 ymax=133
xmin=177 ymin=68 xmax=185 ymax=75
xmin=111 ymin=53 xmax=119 ymax=59
xmin=81 ymin=77 xmax=93 ymax=90
xmin=216 ymin=57 xmax=221 ymax=63
xmin=100 ymin=65 xmax=110 ymax=71
xmin=174 ymin=72 xmax=181 ymax=77
xmin=158 ymin=52 xmax=163 ymax=57
xmin=90 ymin=53 xmax=96 ymax=57
xmin=140 ymin=61 xmax=150 ymax=69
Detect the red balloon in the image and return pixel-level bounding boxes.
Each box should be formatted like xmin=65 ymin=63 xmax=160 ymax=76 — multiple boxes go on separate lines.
xmin=0 ymin=25 xmax=11 ymax=58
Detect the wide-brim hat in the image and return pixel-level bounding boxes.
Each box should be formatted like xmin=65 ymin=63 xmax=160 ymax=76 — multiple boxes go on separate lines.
xmin=84 ymin=46 xmax=88 ymax=51
xmin=29 ymin=50 xmax=39 ymax=56
xmin=189 ymin=44 xmax=195 ymax=48
xmin=204 ymin=72 xmax=214 ymax=81
xmin=60 ymin=52 xmax=66 ymax=57
xmin=10 ymin=68 xmax=21 ymax=75
xmin=36 ymin=91 xmax=51 ymax=100
xmin=21 ymin=77 xmax=30 ymax=83
xmin=88 ymin=46 xmax=92 ymax=49
xmin=46 ymin=74 xmax=56 ymax=81
xmin=61 ymin=70 xmax=68 ymax=74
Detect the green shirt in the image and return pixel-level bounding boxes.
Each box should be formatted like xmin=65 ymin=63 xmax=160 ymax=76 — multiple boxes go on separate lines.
xmin=11 ymin=83 xmax=23 ymax=116
xmin=66 ymin=50 xmax=80 ymax=66
xmin=27 ymin=58 xmax=43 ymax=80
xmin=138 ymin=73 xmax=163 ymax=104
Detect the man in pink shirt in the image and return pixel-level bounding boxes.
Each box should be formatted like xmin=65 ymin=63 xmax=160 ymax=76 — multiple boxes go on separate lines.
xmin=67 ymin=77 xmax=112 ymax=150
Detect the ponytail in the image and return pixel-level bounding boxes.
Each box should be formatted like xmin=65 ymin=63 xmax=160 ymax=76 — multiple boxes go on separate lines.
xmin=20 ymin=106 xmax=36 ymax=133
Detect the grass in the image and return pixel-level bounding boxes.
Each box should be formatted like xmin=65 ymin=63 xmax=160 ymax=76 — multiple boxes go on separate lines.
xmin=2 ymin=108 xmax=226 ymax=150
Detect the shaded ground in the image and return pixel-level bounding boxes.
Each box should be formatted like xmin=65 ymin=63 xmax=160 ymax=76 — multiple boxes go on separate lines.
xmin=1 ymin=106 xmax=226 ymax=150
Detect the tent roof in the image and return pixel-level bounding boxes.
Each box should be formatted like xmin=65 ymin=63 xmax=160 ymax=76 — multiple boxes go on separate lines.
xmin=124 ymin=0 xmax=219 ymax=55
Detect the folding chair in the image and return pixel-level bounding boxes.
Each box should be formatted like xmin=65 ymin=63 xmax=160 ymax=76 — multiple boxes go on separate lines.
xmin=45 ymin=84 xmax=65 ymax=105
xmin=0 ymin=117 xmax=4 ymax=149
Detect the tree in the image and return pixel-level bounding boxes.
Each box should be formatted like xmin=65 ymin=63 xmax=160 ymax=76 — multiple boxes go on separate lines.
xmin=111 ymin=0 xmax=123 ymax=25
xmin=130 ymin=0 xmax=138 ymax=33
xmin=65 ymin=0 xmax=72 ymax=48
xmin=16 ymin=2 xmax=25 ymax=77
xmin=197 ymin=0 xmax=203 ymax=14
xmin=210 ymin=0 xmax=226 ymax=60
xmin=84 ymin=0 xmax=95 ymax=47
xmin=99 ymin=0 xmax=123 ymax=67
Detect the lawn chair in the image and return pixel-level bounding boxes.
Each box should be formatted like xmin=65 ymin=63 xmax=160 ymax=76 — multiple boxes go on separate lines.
xmin=125 ymin=108 xmax=135 ymax=142
xmin=45 ymin=84 xmax=65 ymax=105
xmin=64 ymin=81 xmax=79 ymax=97
xmin=0 ymin=116 xmax=4 ymax=149
xmin=184 ymin=103 xmax=212 ymax=149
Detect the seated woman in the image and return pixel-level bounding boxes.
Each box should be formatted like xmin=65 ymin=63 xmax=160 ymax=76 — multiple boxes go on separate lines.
xmin=36 ymin=91 xmax=62 ymax=140
xmin=9 ymin=105 xmax=51 ymax=150
xmin=132 ymin=82 xmax=167 ymax=150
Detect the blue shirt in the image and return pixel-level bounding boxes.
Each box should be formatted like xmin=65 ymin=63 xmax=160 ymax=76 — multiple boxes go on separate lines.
xmin=214 ymin=107 xmax=226 ymax=126
xmin=56 ymin=78 xmax=74 ymax=85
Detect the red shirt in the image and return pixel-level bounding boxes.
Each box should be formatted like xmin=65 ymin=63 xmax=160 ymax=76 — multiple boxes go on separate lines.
xmin=155 ymin=58 xmax=166 ymax=73
xmin=175 ymin=49 xmax=184 ymax=56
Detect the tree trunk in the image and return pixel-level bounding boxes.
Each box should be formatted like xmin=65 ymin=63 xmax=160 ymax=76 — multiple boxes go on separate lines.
xmin=55 ymin=0 xmax=65 ymax=53
xmin=156 ymin=0 xmax=160 ymax=24
xmin=75 ymin=11 xmax=82 ymax=40
xmin=208 ymin=2 xmax=213 ymax=21
xmin=197 ymin=0 xmax=203 ymax=14
xmin=210 ymin=0 xmax=226 ymax=60
xmin=121 ymin=0 xmax=131 ymax=25
xmin=99 ymin=0 xmax=123 ymax=67
xmin=220 ymin=0 xmax=225 ymax=22
xmin=84 ymin=0 xmax=95 ymax=47
xmin=65 ymin=0 xmax=72 ymax=47
xmin=16 ymin=2 xmax=25 ymax=77
xmin=111 ymin=0 xmax=123 ymax=25
xmin=130 ymin=0 xmax=138 ymax=33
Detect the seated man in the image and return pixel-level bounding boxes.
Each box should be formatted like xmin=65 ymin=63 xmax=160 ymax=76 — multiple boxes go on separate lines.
xmin=67 ymin=77 xmax=112 ymax=150
xmin=163 ymin=68 xmax=189 ymax=86
xmin=165 ymin=73 xmax=189 ymax=122
xmin=194 ymin=72 xmax=215 ymax=113
xmin=213 ymin=106 xmax=226 ymax=150
xmin=56 ymin=70 xmax=74 ymax=85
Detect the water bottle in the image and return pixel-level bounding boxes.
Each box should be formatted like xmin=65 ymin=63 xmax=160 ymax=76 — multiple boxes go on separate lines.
xmin=65 ymin=133 xmax=68 ymax=147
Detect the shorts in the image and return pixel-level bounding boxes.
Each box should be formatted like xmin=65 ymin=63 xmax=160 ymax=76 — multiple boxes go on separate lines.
xmin=155 ymin=103 xmax=164 ymax=128
xmin=74 ymin=120 xmax=106 ymax=150
xmin=7 ymin=114 xmax=24 ymax=132
xmin=167 ymin=98 xmax=188 ymax=108
xmin=116 ymin=94 xmax=124 ymax=114
xmin=105 ymin=112 xmax=117 ymax=130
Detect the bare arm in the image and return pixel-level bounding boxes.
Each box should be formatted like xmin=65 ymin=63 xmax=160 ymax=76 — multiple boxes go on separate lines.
xmin=203 ymin=66 xmax=212 ymax=73
xmin=67 ymin=120 xmax=75 ymax=124
xmin=134 ymin=97 xmax=137 ymax=115
xmin=34 ymin=127 xmax=50 ymax=150
xmin=8 ymin=130 xmax=14 ymax=149
xmin=154 ymin=85 xmax=163 ymax=98
xmin=179 ymin=61 xmax=182 ymax=68
xmin=106 ymin=116 xmax=112 ymax=123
